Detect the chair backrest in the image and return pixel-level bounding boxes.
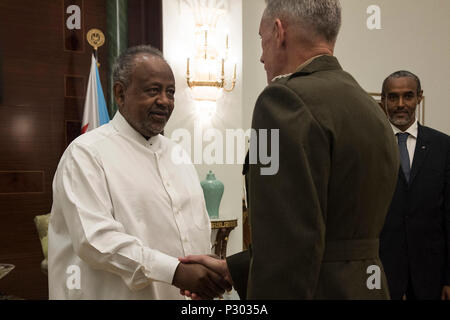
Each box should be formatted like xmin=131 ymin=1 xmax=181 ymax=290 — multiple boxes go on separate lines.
xmin=34 ymin=214 xmax=50 ymax=260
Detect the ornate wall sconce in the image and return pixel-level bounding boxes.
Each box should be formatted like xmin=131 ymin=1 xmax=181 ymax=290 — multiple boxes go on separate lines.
xmin=183 ymin=0 xmax=236 ymax=103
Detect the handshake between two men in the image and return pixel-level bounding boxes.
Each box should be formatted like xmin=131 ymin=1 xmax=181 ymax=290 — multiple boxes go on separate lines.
xmin=172 ymin=255 xmax=233 ymax=300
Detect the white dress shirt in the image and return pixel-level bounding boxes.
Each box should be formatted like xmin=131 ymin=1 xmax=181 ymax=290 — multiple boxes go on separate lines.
xmin=48 ymin=111 xmax=211 ymax=300
xmin=390 ymin=119 xmax=418 ymax=167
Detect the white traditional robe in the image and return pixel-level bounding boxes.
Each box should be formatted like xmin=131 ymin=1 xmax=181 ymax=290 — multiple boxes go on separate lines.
xmin=48 ymin=111 xmax=211 ymax=300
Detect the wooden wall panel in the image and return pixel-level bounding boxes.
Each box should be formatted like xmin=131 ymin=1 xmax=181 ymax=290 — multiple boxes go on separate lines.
xmin=64 ymin=75 xmax=86 ymax=98
xmin=63 ymin=0 xmax=85 ymax=52
xmin=0 ymin=172 xmax=45 ymax=194
xmin=65 ymin=120 xmax=82 ymax=147
xmin=128 ymin=0 xmax=163 ymax=51
xmin=0 ymin=0 xmax=163 ymax=300
xmin=0 ymin=0 xmax=107 ymax=300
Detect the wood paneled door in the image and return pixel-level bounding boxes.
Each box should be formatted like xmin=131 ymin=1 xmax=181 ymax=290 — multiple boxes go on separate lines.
xmin=0 ymin=0 xmax=107 ymax=299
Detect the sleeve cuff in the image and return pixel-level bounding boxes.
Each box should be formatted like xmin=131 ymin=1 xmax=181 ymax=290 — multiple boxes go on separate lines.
xmin=142 ymin=249 xmax=180 ymax=285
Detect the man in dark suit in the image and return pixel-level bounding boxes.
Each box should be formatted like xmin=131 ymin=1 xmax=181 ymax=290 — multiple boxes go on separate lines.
xmin=379 ymin=71 xmax=450 ymax=300
xmin=179 ymin=0 xmax=399 ymax=299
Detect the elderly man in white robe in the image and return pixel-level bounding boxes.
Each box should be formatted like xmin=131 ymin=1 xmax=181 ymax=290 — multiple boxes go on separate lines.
xmin=48 ymin=45 xmax=231 ymax=300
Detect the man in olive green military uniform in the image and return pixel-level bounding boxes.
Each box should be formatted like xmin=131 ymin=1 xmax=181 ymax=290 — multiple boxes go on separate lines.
xmin=180 ymin=0 xmax=399 ymax=299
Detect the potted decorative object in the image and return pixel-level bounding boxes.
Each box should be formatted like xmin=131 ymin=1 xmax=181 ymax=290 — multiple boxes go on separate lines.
xmin=200 ymin=171 xmax=224 ymax=220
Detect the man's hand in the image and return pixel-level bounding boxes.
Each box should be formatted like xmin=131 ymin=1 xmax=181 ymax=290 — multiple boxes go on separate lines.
xmin=441 ymin=286 xmax=450 ymax=300
xmin=178 ymin=255 xmax=233 ymax=299
xmin=179 ymin=255 xmax=233 ymax=286
xmin=172 ymin=262 xmax=230 ymax=300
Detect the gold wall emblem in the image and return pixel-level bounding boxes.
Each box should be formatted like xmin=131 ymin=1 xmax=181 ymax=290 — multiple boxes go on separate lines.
xmin=86 ymin=29 xmax=105 ymax=49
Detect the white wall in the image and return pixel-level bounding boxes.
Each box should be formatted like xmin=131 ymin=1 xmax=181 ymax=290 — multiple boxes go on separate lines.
xmin=336 ymin=0 xmax=450 ymax=135
xmin=242 ymin=0 xmax=267 ymax=130
xmin=163 ymin=0 xmax=450 ymax=258
xmin=163 ymin=0 xmax=243 ymax=256
xmin=242 ymin=0 xmax=450 ymax=135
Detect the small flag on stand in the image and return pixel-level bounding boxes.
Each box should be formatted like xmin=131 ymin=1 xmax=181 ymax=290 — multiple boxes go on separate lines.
xmin=81 ymin=54 xmax=110 ymax=134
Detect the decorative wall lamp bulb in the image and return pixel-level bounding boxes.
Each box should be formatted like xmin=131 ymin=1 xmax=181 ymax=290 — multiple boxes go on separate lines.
xmin=182 ymin=0 xmax=235 ymax=103
xmin=186 ymin=58 xmax=236 ymax=92
xmin=186 ymin=30 xmax=236 ymax=102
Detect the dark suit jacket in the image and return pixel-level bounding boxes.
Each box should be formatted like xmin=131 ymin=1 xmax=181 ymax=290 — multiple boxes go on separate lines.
xmin=227 ymin=55 xmax=399 ymax=299
xmin=380 ymin=124 xmax=450 ymax=299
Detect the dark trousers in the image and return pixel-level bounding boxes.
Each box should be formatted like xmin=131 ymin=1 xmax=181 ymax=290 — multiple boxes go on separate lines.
xmin=405 ymin=274 xmax=417 ymax=300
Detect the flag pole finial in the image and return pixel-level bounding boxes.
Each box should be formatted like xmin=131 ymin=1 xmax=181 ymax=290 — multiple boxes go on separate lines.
xmin=87 ymin=29 xmax=105 ymax=68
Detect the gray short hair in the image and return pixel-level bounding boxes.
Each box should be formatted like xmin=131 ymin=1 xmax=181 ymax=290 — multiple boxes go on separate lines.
xmin=264 ymin=0 xmax=342 ymax=43
xmin=382 ymin=70 xmax=422 ymax=97
xmin=113 ymin=45 xmax=165 ymax=88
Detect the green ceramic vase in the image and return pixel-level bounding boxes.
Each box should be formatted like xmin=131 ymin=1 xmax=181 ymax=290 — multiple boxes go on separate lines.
xmin=200 ymin=171 xmax=224 ymax=220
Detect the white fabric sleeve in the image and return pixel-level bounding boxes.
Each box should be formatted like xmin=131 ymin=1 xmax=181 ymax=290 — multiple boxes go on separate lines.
xmin=54 ymin=143 xmax=180 ymax=291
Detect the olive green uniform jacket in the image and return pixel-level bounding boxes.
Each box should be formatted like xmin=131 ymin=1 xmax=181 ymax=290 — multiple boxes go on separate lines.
xmin=227 ymin=55 xmax=399 ymax=299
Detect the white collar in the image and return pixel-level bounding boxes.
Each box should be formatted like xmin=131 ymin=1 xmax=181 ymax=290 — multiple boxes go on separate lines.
xmin=390 ymin=119 xmax=418 ymax=139
xmin=111 ymin=111 xmax=161 ymax=148
xmin=271 ymin=73 xmax=292 ymax=82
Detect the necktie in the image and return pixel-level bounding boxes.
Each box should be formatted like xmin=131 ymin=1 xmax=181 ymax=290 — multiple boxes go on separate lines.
xmin=397 ymin=133 xmax=411 ymax=182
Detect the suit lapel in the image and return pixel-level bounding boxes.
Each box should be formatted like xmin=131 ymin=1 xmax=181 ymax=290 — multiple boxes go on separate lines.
xmin=409 ymin=124 xmax=430 ymax=184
